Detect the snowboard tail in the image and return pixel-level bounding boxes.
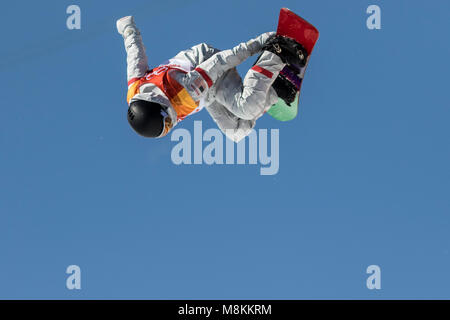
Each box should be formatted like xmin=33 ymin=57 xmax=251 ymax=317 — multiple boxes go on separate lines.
xmin=267 ymin=8 xmax=319 ymax=122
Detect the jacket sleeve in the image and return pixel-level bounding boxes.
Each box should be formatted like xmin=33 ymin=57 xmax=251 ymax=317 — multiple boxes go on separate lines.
xmin=178 ymin=32 xmax=275 ymax=103
xmin=121 ymin=25 xmax=149 ymax=83
xmin=171 ymin=43 xmax=220 ymax=67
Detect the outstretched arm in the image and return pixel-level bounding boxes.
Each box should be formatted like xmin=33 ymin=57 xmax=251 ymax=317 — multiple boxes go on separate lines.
xmin=116 ymin=16 xmax=149 ymax=83
xmin=194 ymin=32 xmax=275 ymax=86
xmin=179 ymin=32 xmax=275 ymax=102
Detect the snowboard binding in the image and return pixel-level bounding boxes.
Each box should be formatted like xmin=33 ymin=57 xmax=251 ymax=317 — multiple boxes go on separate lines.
xmin=263 ymin=35 xmax=308 ymax=68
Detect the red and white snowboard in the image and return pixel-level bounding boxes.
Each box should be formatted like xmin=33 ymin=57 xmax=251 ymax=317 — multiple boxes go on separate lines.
xmin=267 ymin=8 xmax=319 ymax=121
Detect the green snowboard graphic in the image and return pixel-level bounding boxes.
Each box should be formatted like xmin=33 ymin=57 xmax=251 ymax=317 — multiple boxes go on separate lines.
xmin=267 ymin=94 xmax=299 ymax=122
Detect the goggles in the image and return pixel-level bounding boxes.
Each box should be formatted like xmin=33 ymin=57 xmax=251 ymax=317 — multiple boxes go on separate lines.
xmin=158 ymin=108 xmax=174 ymax=138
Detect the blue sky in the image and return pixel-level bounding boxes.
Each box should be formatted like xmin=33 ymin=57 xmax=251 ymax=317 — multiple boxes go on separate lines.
xmin=0 ymin=0 xmax=449 ymax=299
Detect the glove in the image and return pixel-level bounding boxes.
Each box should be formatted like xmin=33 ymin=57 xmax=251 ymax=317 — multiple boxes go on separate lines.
xmin=116 ymin=16 xmax=136 ymax=36
xmin=245 ymin=32 xmax=276 ymax=56
xmin=256 ymin=32 xmax=277 ymax=46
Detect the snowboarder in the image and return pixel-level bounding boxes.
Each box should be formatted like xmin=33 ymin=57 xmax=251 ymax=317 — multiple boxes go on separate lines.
xmin=116 ymin=16 xmax=307 ymax=142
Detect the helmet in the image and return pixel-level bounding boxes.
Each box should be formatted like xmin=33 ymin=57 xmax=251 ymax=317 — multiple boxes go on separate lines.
xmin=127 ymin=100 xmax=170 ymax=138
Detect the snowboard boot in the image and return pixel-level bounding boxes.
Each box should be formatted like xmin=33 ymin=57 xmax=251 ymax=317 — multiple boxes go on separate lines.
xmin=262 ymin=35 xmax=308 ymax=68
xmin=272 ymin=65 xmax=302 ymax=105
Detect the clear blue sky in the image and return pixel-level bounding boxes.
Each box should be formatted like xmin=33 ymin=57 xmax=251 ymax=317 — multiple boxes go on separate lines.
xmin=0 ymin=0 xmax=449 ymax=299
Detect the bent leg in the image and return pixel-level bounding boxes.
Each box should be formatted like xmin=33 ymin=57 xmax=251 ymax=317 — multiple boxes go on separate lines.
xmin=213 ymin=51 xmax=285 ymax=120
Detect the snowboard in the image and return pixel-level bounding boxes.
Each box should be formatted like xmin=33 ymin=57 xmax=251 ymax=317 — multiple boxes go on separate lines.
xmin=267 ymin=8 xmax=319 ymax=121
